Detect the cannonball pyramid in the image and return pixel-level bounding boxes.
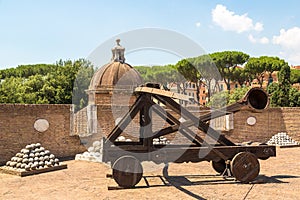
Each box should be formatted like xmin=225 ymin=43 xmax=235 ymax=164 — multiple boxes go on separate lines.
xmin=75 ymin=136 xmax=171 ymax=163
xmin=0 ymin=143 xmax=67 ymax=177
xmin=267 ymin=132 xmax=300 ymax=146
xmin=75 ymin=140 xmax=103 ymax=163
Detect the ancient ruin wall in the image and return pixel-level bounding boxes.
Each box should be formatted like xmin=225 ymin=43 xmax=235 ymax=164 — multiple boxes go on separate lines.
xmin=0 ymin=104 xmax=86 ymax=165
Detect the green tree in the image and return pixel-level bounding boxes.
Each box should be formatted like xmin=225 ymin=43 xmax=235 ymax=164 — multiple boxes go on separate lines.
xmin=268 ymin=63 xmax=291 ymax=107
xmin=288 ymin=87 xmax=300 ymax=107
xmin=231 ymin=67 xmax=249 ymax=87
xmin=210 ymin=51 xmax=250 ymax=91
xmin=245 ymin=56 xmax=286 ymax=87
xmin=244 ymin=57 xmax=265 ymax=87
xmin=277 ymin=64 xmax=291 ymax=106
xmin=291 ymin=69 xmax=300 ymax=84
xmin=208 ymin=86 xmax=250 ymax=108
xmin=0 ymin=64 xmax=58 ymax=79
xmin=263 ymin=56 xmax=285 ymax=85
xmin=0 ymin=77 xmax=24 ymax=103
xmin=228 ymin=86 xmax=251 ymax=104
xmin=192 ymin=54 xmax=221 ymax=102
xmin=72 ymin=60 xmax=95 ymax=111
xmin=21 ymin=75 xmax=47 ymax=104
xmin=208 ymin=91 xmax=229 ymax=108
xmin=133 ymin=66 xmax=149 ymax=78
xmin=0 ymin=58 xmax=94 ymax=108
xmin=134 ymin=64 xmax=181 ymax=86
xmin=175 ymin=59 xmax=201 ymax=104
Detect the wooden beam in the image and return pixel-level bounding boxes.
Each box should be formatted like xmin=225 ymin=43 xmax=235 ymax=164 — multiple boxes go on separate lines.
xmin=106 ymin=95 xmax=144 ymax=143
xmin=150 ymin=103 xmax=204 ymax=146
xmin=139 ymin=94 xmax=153 ymax=147
xmin=135 ymin=86 xmax=192 ymax=101
xmin=153 ymin=94 xmax=235 ymax=146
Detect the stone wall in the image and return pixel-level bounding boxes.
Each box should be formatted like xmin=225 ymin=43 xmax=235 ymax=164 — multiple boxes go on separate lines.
xmin=0 ymin=104 xmax=86 ymax=165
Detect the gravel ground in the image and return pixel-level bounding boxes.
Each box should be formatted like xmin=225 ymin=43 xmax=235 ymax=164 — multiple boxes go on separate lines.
xmin=0 ymin=147 xmax=299 ymax=200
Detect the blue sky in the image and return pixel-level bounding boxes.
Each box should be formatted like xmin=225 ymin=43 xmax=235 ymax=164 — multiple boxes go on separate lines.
xmin=1 ymin=0 xmax=300 ymax=69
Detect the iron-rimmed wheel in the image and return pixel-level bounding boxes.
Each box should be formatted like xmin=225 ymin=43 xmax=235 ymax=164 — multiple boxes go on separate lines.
xmin=211 ymin=160 xmax=227 ymax=174
xmin=112 ymin=155 xmax=143 ymax=188
xmin=230 ymin=152 xmax=260 ymax=183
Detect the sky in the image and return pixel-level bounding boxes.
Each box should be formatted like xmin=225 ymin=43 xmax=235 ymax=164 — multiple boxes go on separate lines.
xmin=1 ymin=0 xmax=300 ymax=69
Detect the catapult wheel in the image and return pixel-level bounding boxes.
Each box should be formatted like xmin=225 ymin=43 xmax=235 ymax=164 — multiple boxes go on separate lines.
xmin=211 ymin=160 xmax=227 ymax=174
xmin=112 ymin=155 xmax=143 ymax=188
xmin=230 ymin=152 xmax=260 ymax=183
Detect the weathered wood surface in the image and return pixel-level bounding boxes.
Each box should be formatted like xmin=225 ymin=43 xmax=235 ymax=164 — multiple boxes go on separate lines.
xmin=135 ymin=86 xmax=192 ymax=101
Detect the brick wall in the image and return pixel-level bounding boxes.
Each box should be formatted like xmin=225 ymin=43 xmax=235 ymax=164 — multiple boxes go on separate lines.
xmin=0 ymin=104 xmax=86 ymax=165
xmin=226 ymin=107 xmax=300 ymax=143
xmin=280 ymin=107 xmax=300 ymax=142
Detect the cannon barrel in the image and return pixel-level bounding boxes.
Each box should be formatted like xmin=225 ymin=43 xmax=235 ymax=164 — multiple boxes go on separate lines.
xmin=200 ymin=87 xmax=269 ymax=122
xmin=240 ymin=87 xmax=269 ymax=110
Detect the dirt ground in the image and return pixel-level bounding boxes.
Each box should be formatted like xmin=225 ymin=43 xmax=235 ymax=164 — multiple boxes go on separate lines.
xmin=0 ymin=147 xmax=299 ymax=200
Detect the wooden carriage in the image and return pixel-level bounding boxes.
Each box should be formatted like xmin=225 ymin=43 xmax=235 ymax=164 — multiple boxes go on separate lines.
xmin=103 ymin=83 xmax=276 ymax=188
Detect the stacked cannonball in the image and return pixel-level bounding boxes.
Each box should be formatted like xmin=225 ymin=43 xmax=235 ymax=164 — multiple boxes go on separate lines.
xmin=75 ymin=140 xmax=103 ymax=162
xmin=267 ymin=132 xmax=300 ymax=146
xmin=153 ymin=136 xmax=170 ymax=145
xmin=5 ymin=143 xmax=61 ymax=171
xmin=115 ymin=136 xmax=132 ymax=142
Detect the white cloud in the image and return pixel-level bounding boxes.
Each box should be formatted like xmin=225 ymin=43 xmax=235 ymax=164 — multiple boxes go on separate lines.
xmin=248 ymin=34 xmax=269 ymax=44
xmin=259 ymin=37 xmax=269 ymax=44
xmin=195 ymin=22 xmax=201 ymax=27
xmin=273 ymin=27 xmax=300 ymax=64
xmin=248 ymin=34 xmax=257 ymax=43
xmin=212 ymin=4 xmax=263 ymax=33
xmin=273 ymin=27 xmax=300 ymax=49
xmin=254 ymin=23 xmax=264 ymax=32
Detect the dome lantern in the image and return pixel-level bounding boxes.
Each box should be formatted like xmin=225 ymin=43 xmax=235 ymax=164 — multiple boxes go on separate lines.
xmin=87 ymin=39 xmax=143 ymax=105
xmin=111 ymin=39 xmax=125 ymax=63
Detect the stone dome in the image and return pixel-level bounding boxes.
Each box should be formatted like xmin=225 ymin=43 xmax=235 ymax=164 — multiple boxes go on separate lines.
xmin=88 ymin=39 xmax=143 ymax=90
xmin=89 ymin=61 xmax=143 ymax=90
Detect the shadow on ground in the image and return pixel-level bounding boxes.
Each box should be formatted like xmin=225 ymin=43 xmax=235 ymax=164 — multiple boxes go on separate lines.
xmin=108 ymin=169 xmax=298 ymax=200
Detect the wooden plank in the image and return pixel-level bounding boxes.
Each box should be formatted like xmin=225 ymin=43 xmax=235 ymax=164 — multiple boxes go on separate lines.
xmin=0 ymin=164 xmax=67 ymax=177
xmin=135 ymin=86 xmax=192 ymax=101
xmin=105 ymin=145 xmax=276 ymax=164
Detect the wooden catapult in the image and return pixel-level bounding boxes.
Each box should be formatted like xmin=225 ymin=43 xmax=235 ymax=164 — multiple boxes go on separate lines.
xmin=103 ymin=83 xmax=276 ymax=188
